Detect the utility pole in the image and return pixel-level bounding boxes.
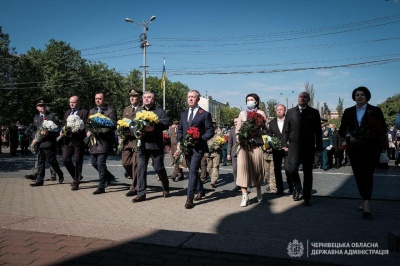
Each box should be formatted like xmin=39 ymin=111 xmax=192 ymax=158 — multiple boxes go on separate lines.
xmin=125 ymin=15 xmax=156 ymax=93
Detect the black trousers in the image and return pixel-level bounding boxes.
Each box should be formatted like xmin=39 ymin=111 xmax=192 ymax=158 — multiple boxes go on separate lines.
xmin=36 ymin=148 xmax=63 ymax=182
xmin=122 ymin=148 xmax=138 ymax=191
xmin=288 ymin=162 xmax=313 ymax=200
xmin=273 ymin=149 xmax=291 ymax=193
xmin=91 ymin=153 xmax=114 ymax=188
xmin=136 ymin=149 xmax=169 ymax=197
xmin=186 ymin=148 xmax=205 ymax=200
xmin=62 ymin=141 xmax=85 ymax=183
xmin=348 ymin=147 xmax=379 ymax=200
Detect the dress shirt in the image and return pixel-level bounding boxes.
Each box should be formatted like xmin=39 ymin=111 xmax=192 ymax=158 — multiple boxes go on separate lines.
xmin=187 ymin=106 xmax=200 ymax=122
xmin=277 ymin=118 xmax=285 ymax=133
xmin=356 ymin=103 xmax=367 ymax=126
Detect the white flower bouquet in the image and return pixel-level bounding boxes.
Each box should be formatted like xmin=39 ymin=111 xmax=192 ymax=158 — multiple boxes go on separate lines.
xmin=29 ymin=120 xmax=59 ymax=153
xmin=56 ymin=115 xmax=85 ymax=141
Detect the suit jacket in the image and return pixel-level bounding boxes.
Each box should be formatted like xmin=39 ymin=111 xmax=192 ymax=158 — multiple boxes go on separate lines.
xmin=60 ymin=108 xmax=89 ymax=145
xmin=88 ymin=104 xmax=117 ymax=154
xmin=33 ymin=111 xmax=59 ymax=149
xmin=332 ymin=129 xmax=342 ymax=151
xmin=339 ymin=103 xmax=387 ymax=153
xmin=177 ymin=107 xmax=214 ymax=152
xmin=122 ymin=105 xmax=141 ymax=149
xmin=267 ymin=117 xmax=285 ymax=146
xmin=227 ymin=127 xmax=237 ymax=156
xmin=130 ymin=105 xmax=169 ymax=151
xmin=283 ymin=105 xmax=322 ymax=164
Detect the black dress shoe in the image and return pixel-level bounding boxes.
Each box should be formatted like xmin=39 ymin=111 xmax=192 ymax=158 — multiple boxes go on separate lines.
xmin=125 ymin=190 xmax=137 ymax=197
xmin=293 ymin=187 xmax=301 ymax=201
xmin=58 ymin=176 xmax=64 ymax=184
xmin=30 ymin=181 xmax=44 ymax=187
xmin=105 ymin=176 xmax=115 ymax=188
xmin=79 ymin=175 xmax=84 ymax=181
xmin=163 ymin=191 xmax=171 ymax=198
xmin=185 ymin=199 xmax=194 ymax=209
xmin=304 ymin=199 xmax=312 ymax=206
xmin=24 ymin=174 xmax=37 ymax=180
xmin=276 ymin=191 xmax=284 ymax=195
xmin=132 ymin=195 xmax=146 ymax=203
xmin=92 ymin=188 xmax=105 ymax=195
xmin=194 ymin=194 xmax=203 ymax=201
xmin=71 ymin=183 xmax=79 ymax=191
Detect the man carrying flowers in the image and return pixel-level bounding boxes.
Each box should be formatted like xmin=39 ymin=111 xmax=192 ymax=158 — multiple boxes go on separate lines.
xmin=175 ymin=90 xmax=214 ymax=209
xmin=29 ymin=97 xmax=64 ymax=187
xmin=129 ymin=91 xmax=170 ymax=203
xmin=87 ymin=92 xmax=117 ymax=195
xmin=59 ymin=96 xmax=88 ymax=191
xmin=121 ymin=88 xmax=142 ymax=197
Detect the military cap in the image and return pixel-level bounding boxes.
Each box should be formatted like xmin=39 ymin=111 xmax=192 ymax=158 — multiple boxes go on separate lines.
xmin=129 ymin=89 xmax=143 ymax=96
xmin=321 ymin=118 xmax=328 ymax=123
xmin=34 ymin=96 xmax=48 ymax=106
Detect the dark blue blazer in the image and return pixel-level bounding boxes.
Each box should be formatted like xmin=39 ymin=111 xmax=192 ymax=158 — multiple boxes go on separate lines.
xmin=177 ymin=107 xmax=214 ymax=152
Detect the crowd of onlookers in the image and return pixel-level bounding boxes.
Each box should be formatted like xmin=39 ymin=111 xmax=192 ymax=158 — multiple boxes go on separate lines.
xmin=0 ymin=123 xmax=32 ymax=156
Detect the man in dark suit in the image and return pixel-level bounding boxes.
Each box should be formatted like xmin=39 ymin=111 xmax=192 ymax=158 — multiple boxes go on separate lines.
xmin=227 ymin=118 xmax=239 ymax=191
xmin=30 ymin=97 xmax=64 ymax=187
xmin=130 ymin=91 xmax=170 ymax=203
xmin=268 ymin=104 xmax=292 ymax=195
xmin=122 ymin=89 xmax=142 ymax=197
xmin=283 ymin=92 xmax=322 ymax=206
xmin=87 ymin=92 xmax=117 ymax=195
xmin=176 ymin=90 xmax=214 ymax=209
xmin=59 ymin=96 xmax=88 ymax=191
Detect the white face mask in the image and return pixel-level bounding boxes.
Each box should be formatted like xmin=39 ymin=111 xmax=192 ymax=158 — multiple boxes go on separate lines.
xmin=247 ymin=101 xmax=256 ymax=109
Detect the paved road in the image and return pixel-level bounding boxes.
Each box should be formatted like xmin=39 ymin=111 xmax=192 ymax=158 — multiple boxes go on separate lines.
xmin=0 ymin=150 xmax=400 ymax=265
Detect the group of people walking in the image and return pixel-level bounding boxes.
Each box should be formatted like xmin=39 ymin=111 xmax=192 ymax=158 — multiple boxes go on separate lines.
xmin=25 ymin=86 xmax=387 ymax=218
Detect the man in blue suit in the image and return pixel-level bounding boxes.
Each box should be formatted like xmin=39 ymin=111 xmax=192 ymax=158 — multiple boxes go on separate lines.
xmin=176 ymin=90 xmax=214 ymax=209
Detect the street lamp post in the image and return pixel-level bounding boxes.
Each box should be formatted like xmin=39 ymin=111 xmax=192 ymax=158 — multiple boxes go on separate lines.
xmin=125 ymin=15 xmax=156 ymax=93
xmin=280 ymin=90 xmax=295 ymax=109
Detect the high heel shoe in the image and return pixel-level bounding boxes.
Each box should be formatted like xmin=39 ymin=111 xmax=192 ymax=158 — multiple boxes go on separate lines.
xmin=240 ymin=193 xmax=249 ymax=207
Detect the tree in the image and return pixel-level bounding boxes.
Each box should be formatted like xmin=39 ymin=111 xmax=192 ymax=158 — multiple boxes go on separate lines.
xmin=377 ymin=93 xmax=400 ymax=126
xmin=305 ymin=81 xmax=315 ymax=107
xmin=266 ymin=99 xmax=278 ymax=117
xmin=220 ymin=106 xmax=241 ymax=126
xmin=336 ymin=97 xmax=344 ymax=119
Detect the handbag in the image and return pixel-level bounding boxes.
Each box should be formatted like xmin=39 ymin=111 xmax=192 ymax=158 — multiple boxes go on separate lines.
xmin=379 ymin=152 xmax=389 ymax=164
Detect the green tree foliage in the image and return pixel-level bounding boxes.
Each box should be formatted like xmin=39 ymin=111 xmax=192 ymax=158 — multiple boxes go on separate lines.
xmin=336 ymin=97 xmax=344 ymax=120
xmin=220 ymin=106 xmax=241 ymax=126
xmin=305 ymin=81 xmax=315 ymax=107
xmin=266 ymin=99 xmax=278 ymax=117
xmin=377 ymin=93 xmax=400 ymax=127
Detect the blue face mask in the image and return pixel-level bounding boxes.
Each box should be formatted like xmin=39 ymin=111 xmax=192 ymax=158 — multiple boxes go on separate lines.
xmin=247 ymin=101 xmax=256 ymax=109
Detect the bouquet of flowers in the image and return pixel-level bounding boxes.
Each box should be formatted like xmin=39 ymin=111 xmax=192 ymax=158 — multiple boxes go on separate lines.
xmin=116 ymin=118 xmax=132 ymax=154
xmin=262 ymin=134 xmax=282 ymax=151
xmin=130 ymin=110 xmax=160 ymax=147
xmin=208 ymin=135 xmax=226 ymax=153
xmin=238 ymin=111 xmax=266 ymax=149
xmin=29 ymin=120 xmax=59 ymax=154
xmin=173 ymin=126 xmax=200 ymax=168
xmin=84 ymin=113 xmax=115 ymax=146
xmin=56 ymin=115 xmax=85 ymax=141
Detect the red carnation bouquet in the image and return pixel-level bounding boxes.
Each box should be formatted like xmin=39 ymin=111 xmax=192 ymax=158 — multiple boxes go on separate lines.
xmin=238 ymin=111 xmax=266 ymax=149
xmin=173 ymin=126 xmax=200 ymax=168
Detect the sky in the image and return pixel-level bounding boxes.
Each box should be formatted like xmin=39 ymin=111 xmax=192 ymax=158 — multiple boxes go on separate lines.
xmin=1 ymin=0 xmax=400 ymax=112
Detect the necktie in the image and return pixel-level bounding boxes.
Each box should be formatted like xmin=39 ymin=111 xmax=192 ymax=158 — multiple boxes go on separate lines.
xmin=71 ymin=109 xmax=75 ymax=115
xmin=40 ymin=115 xmax=44 ymax=121
xmin=188 ymin=108 xmax=194 ymax=126
xmin=97 ymin=107 xmax=102 ymax=113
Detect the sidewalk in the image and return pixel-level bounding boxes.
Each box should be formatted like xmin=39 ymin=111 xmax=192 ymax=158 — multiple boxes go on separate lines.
xmin=0 ymin=150 xmax=400 ymax=265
